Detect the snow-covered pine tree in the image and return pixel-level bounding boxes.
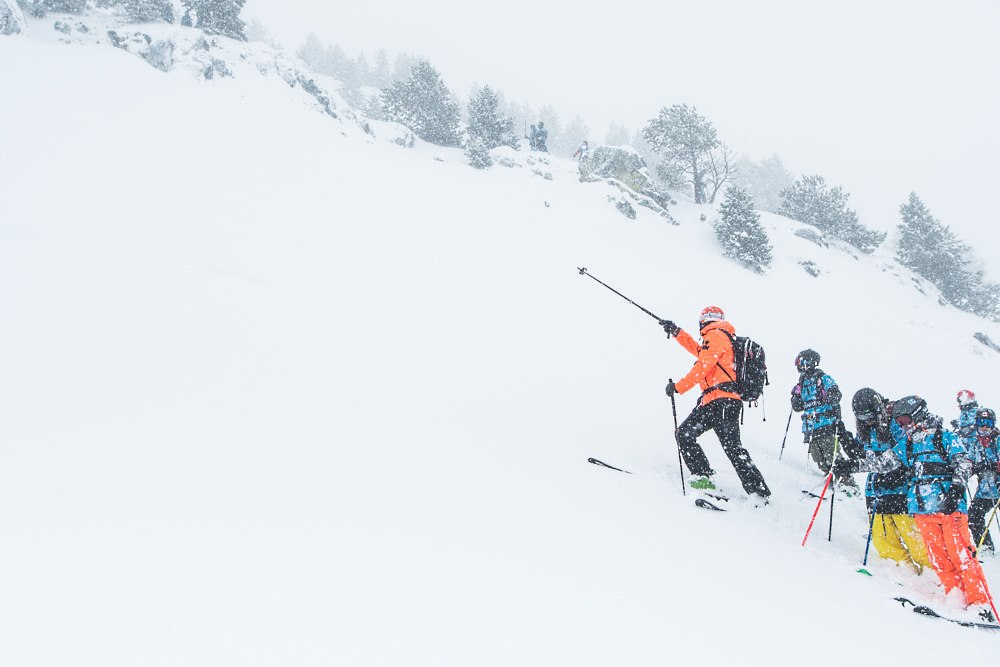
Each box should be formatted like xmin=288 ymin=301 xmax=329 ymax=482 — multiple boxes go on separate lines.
xmin=121 ymin=0 xmax=174 ymax=23
xmin=1 ymin=0 xmax=25 ymax=33
xmin=372 ymin=49 xmax=391 ymax=89
xmin=381 ymin=60 xmax=462 ymax=147
xmin=733 ymin=154 xmax=793 ymax=213
xmin=779 ymin=174 xmax=884 ymax=253
xmin=17 ymin=0 xmax=86 ymax=16
xmin=642 ymin=104 xmax=719 ymax=203
xmin=180 ymin=0 xmax=245 ymax=40
xmin=897 ymin=192 xmax=1000 ymax=319
xmin=466 ymin=85 xmax=518 ymax=151
xmin=295 ymin=33 xmax=325 ymax=70
xmin=713 ymin=186 xmax=772 ymax=273
xmin=604 ymin=121 xmax=631 ymax=147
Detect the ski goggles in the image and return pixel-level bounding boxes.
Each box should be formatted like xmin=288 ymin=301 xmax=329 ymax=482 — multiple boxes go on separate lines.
xmin=894 ymin=414 xmax=915 ymax=427
xmin=977 ymin=419 xmax=995 ymax=431
xmin=855 ymin=411 xmax=877 ymax=423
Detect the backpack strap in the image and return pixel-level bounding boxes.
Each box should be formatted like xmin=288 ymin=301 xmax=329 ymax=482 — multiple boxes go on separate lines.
xmin=715 ymin=330 xmax=737 ymax=383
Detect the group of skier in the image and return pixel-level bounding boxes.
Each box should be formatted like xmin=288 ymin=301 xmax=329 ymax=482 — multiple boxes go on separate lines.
xmin=526 ymin=122 xmax=548 ymax=152
xmin=659 ymin=305 xmax=1000 ymax=623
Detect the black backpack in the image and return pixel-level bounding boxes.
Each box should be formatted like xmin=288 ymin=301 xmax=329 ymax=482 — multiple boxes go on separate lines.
xmin=719 ymin=331 xmax=769 ymax=404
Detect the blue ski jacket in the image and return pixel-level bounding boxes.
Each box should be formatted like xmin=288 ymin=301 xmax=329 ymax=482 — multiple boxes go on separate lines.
xmin=882 ymin=423 xmax=971 ymax=515
xmin=858 ymin=423 xmax=910 ymax=514
xmin=792 ymin=369 xmax=841 ymax=435
xmin=970 ymin=428 xmax=1000 ymax=501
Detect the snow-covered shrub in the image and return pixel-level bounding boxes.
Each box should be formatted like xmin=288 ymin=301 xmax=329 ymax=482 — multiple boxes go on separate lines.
xmin=466 ymin=138 xmax=492 ymax=169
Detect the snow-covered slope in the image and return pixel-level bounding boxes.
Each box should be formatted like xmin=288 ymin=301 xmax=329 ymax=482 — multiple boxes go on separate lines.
xmin=3 ymin=15 xmax=1000 ymax=666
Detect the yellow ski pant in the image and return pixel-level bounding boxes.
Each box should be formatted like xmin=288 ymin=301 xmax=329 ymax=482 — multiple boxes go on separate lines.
xmin=872 ymin=513 xmax=931 ymax=572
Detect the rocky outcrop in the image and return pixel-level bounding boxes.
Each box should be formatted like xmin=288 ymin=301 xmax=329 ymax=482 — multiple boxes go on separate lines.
xmin=579 ymin=146 xmax=675 ymax=222
xmin=107 ymin=30 xmax=175 ymax=72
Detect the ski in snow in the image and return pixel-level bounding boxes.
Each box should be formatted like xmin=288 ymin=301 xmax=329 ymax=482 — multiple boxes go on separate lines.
xmin=801 ymin=489 xmax=844 ymax=502
xmin=587 ymin=457 xmax=632 ymax=474
xmin=588 ymin=457 xmax=732 ymax=504
xmin=893 ymin=597 xmax=1000 ymax=630
xmin=695 ymin=498 xmax=725 ymax=512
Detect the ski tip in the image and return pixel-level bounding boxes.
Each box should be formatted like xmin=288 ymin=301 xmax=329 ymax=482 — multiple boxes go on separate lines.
xmin=856 ymin=568 xmax=872 ymax=576
xmin=695 ymin=498 xmax=726 ymax=512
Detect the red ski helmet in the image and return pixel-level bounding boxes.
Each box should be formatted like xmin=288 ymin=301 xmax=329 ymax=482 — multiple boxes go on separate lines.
xmin=957 ymin=389 xmax=977 ymax=407
xmin=699 ymin=305 xmax=725 ymax=328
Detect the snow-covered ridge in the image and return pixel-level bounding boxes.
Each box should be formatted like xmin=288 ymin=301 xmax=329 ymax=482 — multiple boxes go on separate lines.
xmin=14 ymin=8 xmax=378 ymax=133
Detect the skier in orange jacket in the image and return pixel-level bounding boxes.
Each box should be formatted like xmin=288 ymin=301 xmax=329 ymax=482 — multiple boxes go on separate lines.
xmin=661 ymin=306 xmax=771 ymax=502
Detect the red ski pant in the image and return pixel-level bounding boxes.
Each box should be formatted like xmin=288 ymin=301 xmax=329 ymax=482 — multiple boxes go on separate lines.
xmin=914 ymin=513 xmax=991 ymax=605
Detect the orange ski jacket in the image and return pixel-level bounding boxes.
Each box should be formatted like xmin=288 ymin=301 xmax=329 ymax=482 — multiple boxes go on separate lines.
xmin=673 ymin=320 xmax=741 ymax=404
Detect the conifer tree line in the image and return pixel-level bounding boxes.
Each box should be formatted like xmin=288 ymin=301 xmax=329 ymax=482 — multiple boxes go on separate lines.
xmin=295 ymin=34 xmax=591 ymax=158
xmin=19 ymin=0 xmax=245 ymax=38
xmin=896 ymin=193 xmax=1000 ymax=320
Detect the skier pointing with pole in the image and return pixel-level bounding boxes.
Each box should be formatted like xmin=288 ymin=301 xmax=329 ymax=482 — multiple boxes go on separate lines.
xmin=660 ymin=306 xmax=771 ymax=505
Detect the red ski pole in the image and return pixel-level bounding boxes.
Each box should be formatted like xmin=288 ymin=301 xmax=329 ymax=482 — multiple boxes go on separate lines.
xmin=802 ymin=472 xmax=833 ymax=547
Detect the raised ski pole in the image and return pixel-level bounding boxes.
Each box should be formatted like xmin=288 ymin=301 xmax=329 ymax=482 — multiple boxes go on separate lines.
xmin=669 ymin=380 xmax=686 ymax=497
xmin=577 ymin=268 xmax=664 ymax=322
xmin=803 ymin=433 xmax=841 ymax=547
xmin=779 ymin=408 xmax=793 ymax=460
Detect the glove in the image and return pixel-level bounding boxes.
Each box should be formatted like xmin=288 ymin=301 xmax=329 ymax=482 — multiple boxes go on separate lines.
xmin=832 ymin=458 xmax=855 ymax=478
xmin=665 ymin=381 xmax=677 ymax=397
xmin=864 ymin=449 xmax=878 ymax=470
xmin=659 ymin=319 xmax=679 ymax=337
xmin=839 ymin=429 xmax=864 ymax=462
xmin=791 ymin=387 xmax=804 ymax=412
xmin=940 ymin=484 xmax=965 ymax=514
xmin=951 ymin=419 xmax=959 ymax=429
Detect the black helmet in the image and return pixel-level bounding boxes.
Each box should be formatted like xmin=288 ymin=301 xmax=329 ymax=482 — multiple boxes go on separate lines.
xmin=795 ymin=349 xmax=820 ymax=373
xmin=852 ymin=388 xmax=886 ymax=423
xmin=891 ymin=395 xmax=928 ymax=429
xmin=976 ymin=407 xmax=996 ymax=430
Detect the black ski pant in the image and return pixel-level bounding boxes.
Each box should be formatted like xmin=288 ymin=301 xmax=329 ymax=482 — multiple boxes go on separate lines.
xmin=676 ymin=398 xmax=770 ymax=496
xmin=968 ymin=496 xmax=997 ymax=551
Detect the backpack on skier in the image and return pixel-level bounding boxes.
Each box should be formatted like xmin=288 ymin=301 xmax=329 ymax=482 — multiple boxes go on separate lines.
xmin=720 ymin=331 xmax=769 ymax=404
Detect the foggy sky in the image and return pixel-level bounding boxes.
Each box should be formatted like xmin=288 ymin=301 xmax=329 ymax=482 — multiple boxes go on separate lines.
xmin=246 ymin=0 xmax=1000 ymax=256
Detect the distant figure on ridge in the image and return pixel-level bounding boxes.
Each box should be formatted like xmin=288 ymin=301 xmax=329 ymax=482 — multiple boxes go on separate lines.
xmin=535 ymin=121 xmax=548 ymax=152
